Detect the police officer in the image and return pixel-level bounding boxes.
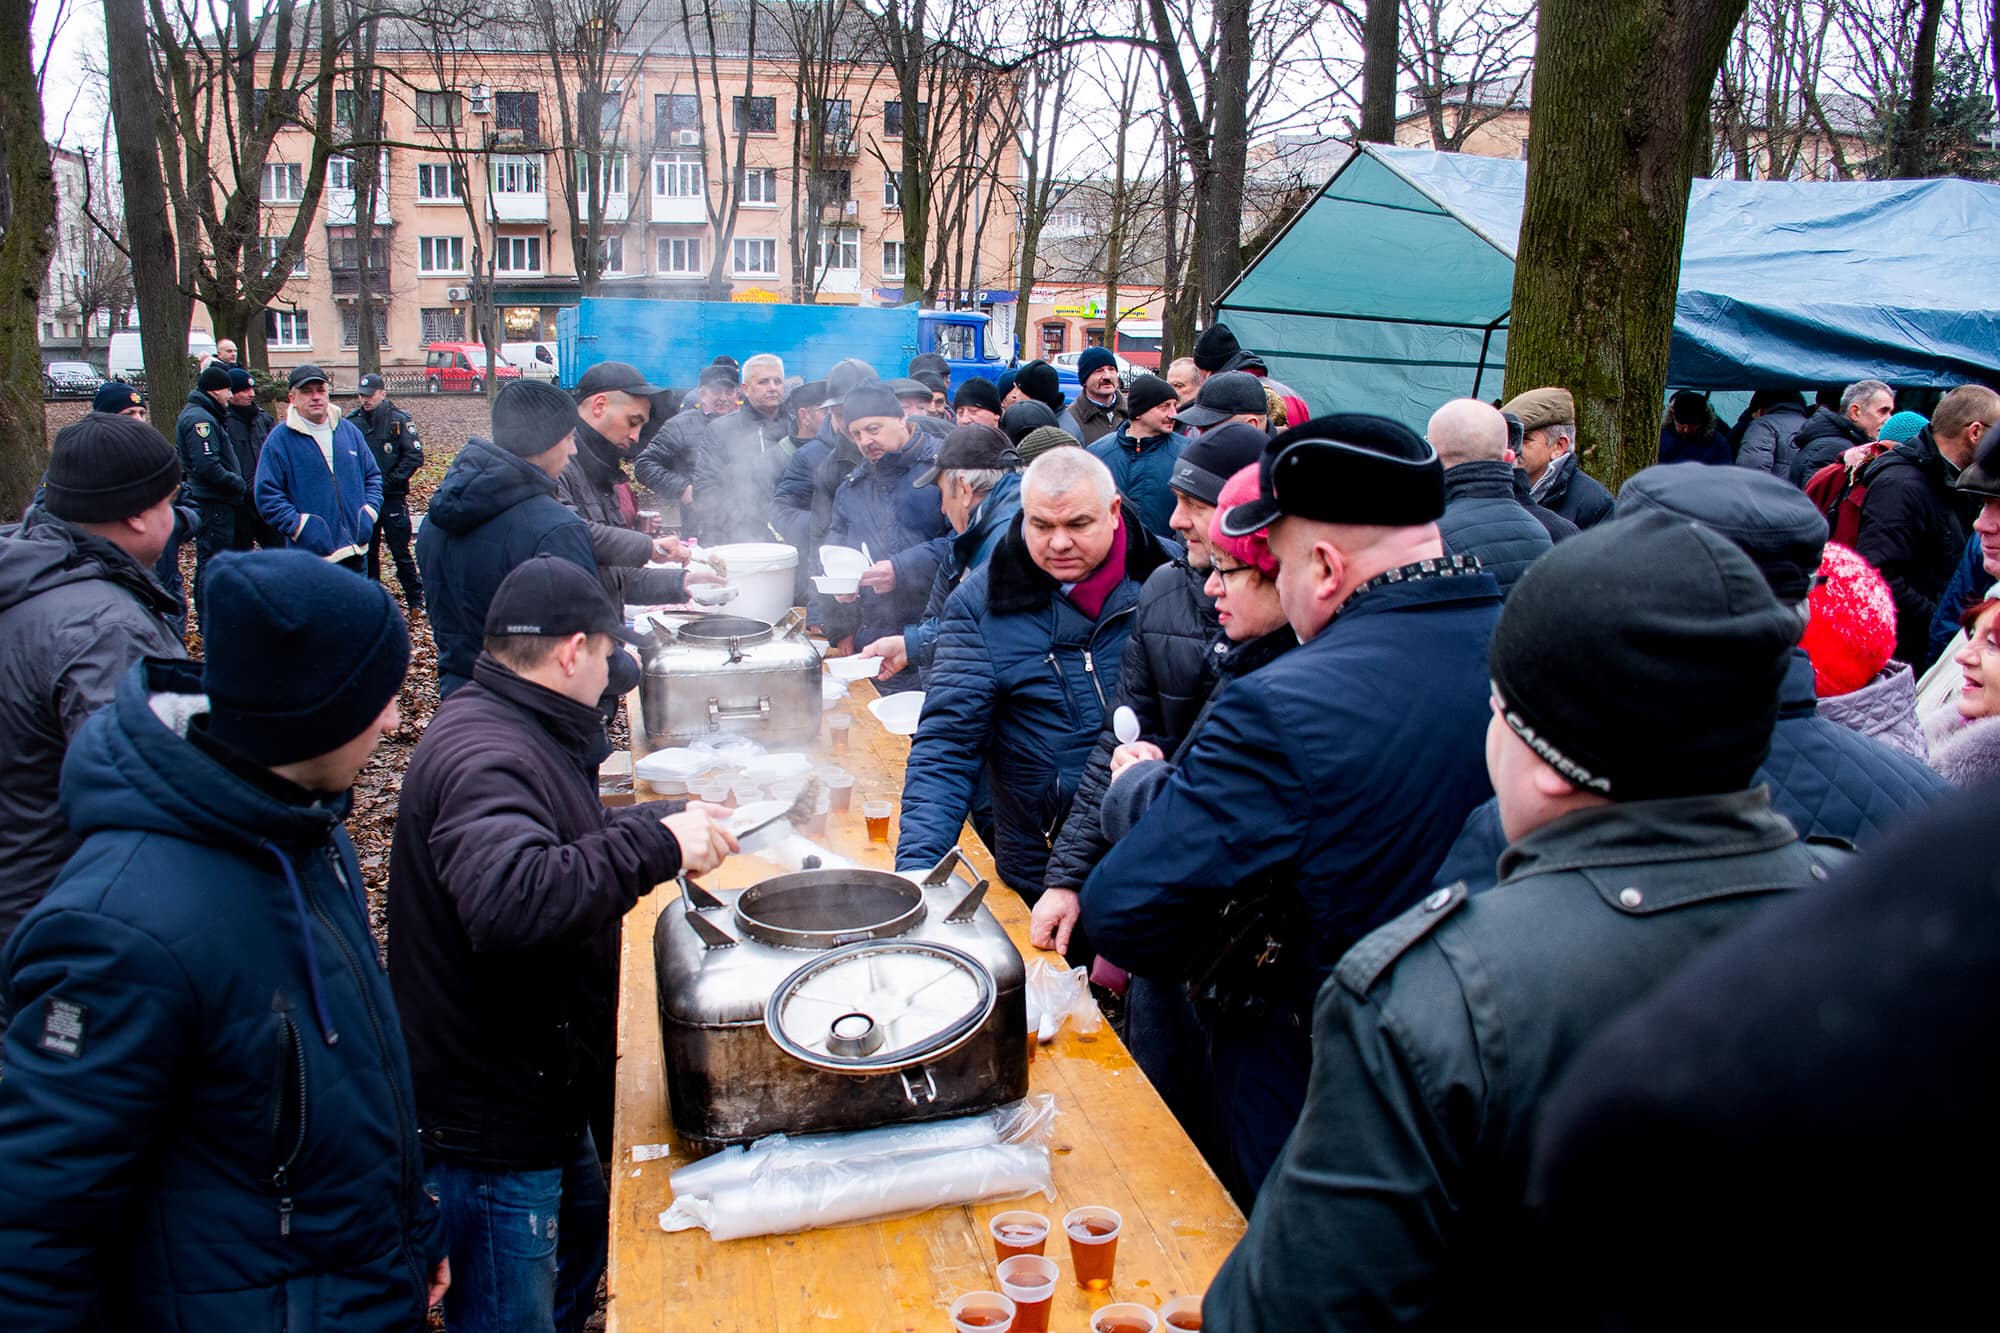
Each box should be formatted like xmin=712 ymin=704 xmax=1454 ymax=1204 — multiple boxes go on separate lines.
xmin=348 ymin=372 xmax=425 ymax=607
xmin=176 ymin=361 xmax=246 ymax=608
xmin=1203 ymin=511 xmax=1833 ymax=1329
xmin=222 ymin=367 xmax=278 ymax=549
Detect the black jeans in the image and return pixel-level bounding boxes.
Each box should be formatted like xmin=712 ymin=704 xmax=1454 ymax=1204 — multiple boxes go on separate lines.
xmin=367 ymin=492 xmax=421 ymax=600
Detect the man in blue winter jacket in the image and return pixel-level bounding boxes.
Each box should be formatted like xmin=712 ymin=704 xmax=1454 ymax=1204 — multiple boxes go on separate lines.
xmin=0 ymin=550 xmax=447 ymax=1329
xmin=1089 ymin=373 xmax=1187 ymax=540
xmin=255 ymin=364 xmax=383 ymax=571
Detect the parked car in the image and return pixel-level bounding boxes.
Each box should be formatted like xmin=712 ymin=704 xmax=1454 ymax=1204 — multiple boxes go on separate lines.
xmin=500 ymin=341 xmax=560 ymax=382
xmin=42 ymin=361 xmax=104 ymax=400
xmin=423 ymin=342 xmax=522 ymax=394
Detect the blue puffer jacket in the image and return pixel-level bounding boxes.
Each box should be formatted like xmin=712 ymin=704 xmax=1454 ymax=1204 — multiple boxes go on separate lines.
xmin=1434 ymin=649 xmax=1949 ymax=894
xmin=1089 ymin=426 xmax=1188 ymax=539
xmin=0 ymin=659 xmax=443 ymax=1331
xmin=1928 ymin=535 xmax=1990 ymax=661
xmin=417 ymin=437 xmax=599 ymax=692
xmin=907 ymin=471 xmax=1024 ymax=679
xmin=1437 ymin=460 xmax=1554 ymax=595
xmin=255 ymin=415 xmax=383 ymax=558
xmin=897 ymin=503 xmax=1175 ymax=891
xmin=820 ymin=437 xmax=950 ymax=686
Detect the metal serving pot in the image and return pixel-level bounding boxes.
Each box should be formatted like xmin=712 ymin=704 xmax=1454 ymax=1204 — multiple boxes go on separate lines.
xmin=636 ymin=609 xmax=823 ymax=747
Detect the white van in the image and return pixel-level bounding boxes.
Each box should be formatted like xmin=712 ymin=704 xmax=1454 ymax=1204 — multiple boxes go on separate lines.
xmin=105 ymin=329 xmax=220 ymax=381
xmin=500 ymin=341 xmax=559 ymax=382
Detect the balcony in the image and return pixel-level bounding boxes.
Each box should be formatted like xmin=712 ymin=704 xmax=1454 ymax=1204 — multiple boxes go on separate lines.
xmin=820 ymin=130 xmax=858 ymax=160
xmin=485 ymin=126 xmax=542 ymax=150
xmin=488 ymin=191 xmax=548 ymax=224
xmin=330 ymin=264 xmax=392 ymax=299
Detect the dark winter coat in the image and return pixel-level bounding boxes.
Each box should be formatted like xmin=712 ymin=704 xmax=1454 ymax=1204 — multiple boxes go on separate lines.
xmin=389 ymin=656 xmax=687 ymax=1170
xmin=1928 ymin=535 xmax=1990 ymax=661
xmin=1058 ymin=393 xmax=1128 ymax=446
xmin=1787 ymin=405 xmax=1873 ymax=486
xmin=346 ymin=400 xmax=424 ymax=495
xmin=224 ymin=401 xmax=275 ymax=493
xmin=1438 ymin=459 xmax=1555 ymax=595
xmin=1512 ymin=467 xmax=1581 ymax=543
xmin=1736 ymin=399 xmax=1810 ymax=477
xmin=175 ymin=389 xmax=243 ymax=503
xmin=558 ymin=423 xmax=689 ymax=610
xmin=1852 ymin=425 xmax=1974 ymax=665
xmin=1531 ymin=452 xmax=1615 ymax=529
xmin=0 ymin=511 xmax=186 ymax=951
xmin=1207 ymin=790 xmax=1830 ymax=1330
xmin=769 ymin=417 xmax=862 ymax=588
xmin=1089 ymin=425 xmax=1189 ymax=539
xmin=0 ymin=659 xmax=444 ymax=1331
xmin=415 ymin=437 xmax=600 ymax=689
xmin=896 ymin=504 xmax=1175 ymax=891
xmin=1044 ymin=558 xmax=1221 ymax=890
xmin=908 ymin=471 xmax=1024 ymax=678
xmin=633 ymin=404 xmax=711 ymax=504
xmin=255 ymin=415 xmax=383 ymax=558
xmin=690 ymin=404 xmax=793 ymax=545
xmin=819 ymin=437 xmax=950 ymax=674
xmin=1434 ymin=649 xmax=1948 ymax=894
xmin=1657 ymin=420 xmax=1733 ymax=466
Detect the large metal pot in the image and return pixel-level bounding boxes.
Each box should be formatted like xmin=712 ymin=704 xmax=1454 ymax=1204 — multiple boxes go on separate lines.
xmin=636 ymin=609 xmax=822 ymax=747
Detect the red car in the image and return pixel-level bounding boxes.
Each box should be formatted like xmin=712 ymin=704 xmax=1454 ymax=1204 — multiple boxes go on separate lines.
xmin=423 ymin=342 xmax=522 ymax=394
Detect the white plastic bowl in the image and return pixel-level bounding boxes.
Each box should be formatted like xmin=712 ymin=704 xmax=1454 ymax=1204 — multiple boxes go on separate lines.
xmin=818 ymin=544 xmax=869 ymax=578
xmin=812 ymin=574 xmax=861 ymax=595
xmin=826 ymin=654 xmax=883 ymax=682
xmin=867 ymin=691 xmax=926 ymax=736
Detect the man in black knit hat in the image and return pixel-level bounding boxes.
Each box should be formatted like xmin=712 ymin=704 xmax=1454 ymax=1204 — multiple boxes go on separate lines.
xmin=1205 ymin=510 xmax=1839 ymax=1329
xmin=178 ymin=360 xmax=247 ymax=603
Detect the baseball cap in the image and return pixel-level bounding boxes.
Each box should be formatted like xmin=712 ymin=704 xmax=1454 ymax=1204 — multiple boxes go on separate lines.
xmin=912 ymin=424 xmax=1023 ymax=487
xmin=575 ymin=360 xmax=668 ymax=400
xmin=358 ymin=372 xmax=386 ymax=394
xmin=1175 ymin=371 xmax=1267 ymax=429
xmin=483 ymin=555 xmax=648 ymax=646
xmin=287 ymin=363 xmax=330 ymax=390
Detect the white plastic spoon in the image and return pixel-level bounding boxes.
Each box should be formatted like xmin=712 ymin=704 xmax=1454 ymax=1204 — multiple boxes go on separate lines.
xmin=1113 ymin=706 xmax=1141 ymax=746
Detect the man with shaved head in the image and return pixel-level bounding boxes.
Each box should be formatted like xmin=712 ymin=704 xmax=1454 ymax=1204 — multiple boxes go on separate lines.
xmin=1430 ymin=397 xmax=1554 ymax=595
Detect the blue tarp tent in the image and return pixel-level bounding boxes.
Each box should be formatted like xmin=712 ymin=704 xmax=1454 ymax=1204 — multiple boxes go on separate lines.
xmin=1216 ymin=144 xmax=2000 ymax=430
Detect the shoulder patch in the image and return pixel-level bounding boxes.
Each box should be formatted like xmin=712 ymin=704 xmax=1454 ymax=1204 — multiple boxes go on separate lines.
xmin=1337 ymin=882 xmax=1469 ymax=997
xmin=392 ymin=422 xmax=401 ymax=435
xmin=194 ymin=421 xmax=210 ymax=437
xmin=39 ymin=996 xmax=88 ymax=1058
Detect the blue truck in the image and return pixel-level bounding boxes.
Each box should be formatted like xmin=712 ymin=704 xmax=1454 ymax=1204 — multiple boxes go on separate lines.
xmin=557 ymin=298 xmax=1065 ymax=397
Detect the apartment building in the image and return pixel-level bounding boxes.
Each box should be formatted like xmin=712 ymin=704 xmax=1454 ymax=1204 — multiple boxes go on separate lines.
xmin=247 ymin=4 xmax=1020 ymax=376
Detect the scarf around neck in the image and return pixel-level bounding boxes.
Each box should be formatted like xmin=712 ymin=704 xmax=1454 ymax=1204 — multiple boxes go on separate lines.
xmin=286 ymin=406 xmax=337 ymax=473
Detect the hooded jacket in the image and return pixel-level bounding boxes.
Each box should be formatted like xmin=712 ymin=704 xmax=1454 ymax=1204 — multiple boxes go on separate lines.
xmin=1852 ymin=424 xmax=1974 ymax=665
xmin=1439 ymin=459 xmax=1555 ymax=595
xmin=897 ymin=502 xmax=1175 ymax=890
xmin=819 ymin=435 xmax=950 ymax=674
xmin=1088 ymin=424 xmax=1189 ymax=539
xmin=1788 ymin=405 xmax=1874 ymax=486
xmin=1815 ymin=662 xmax=1929 ymax=762
xmin=0 ymin=659 xmax=443 ymax=1331
xmin=415 ymin=436 xmax=599 ymax=689
xmin=0 ymin=511 xmax=186 ymax=949
xmin=558 ymin=423 xmax=687 ymax=610
xmin=389 ymin=655 xmax=687 ymax=1169
xmin=908 ymin=470 xmax=1024 ymax=678
xmin=255 ymin=412 xmax=382 ymax=558
xmin=175 ymin=388 xmax=244 ymax=503
xmin=1736 ymin=399 xmax=1810 ymax=477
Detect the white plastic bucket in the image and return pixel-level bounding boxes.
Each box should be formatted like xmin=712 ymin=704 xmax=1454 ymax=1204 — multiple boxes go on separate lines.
xmin=707 ymin=542 xmax=799 ymax=626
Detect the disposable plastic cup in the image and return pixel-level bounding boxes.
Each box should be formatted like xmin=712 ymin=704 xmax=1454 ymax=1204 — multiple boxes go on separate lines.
xmin=828 ymin=711 xmax=853 ymax=749
xmin=1161 ymin=1295 xmax=1204 ymax=1330
xmin=1092 ymin=1304 xmax=1159 ymax=1333
xmin=990 ymin=1209 xmax=1050 ymax=1260
xmin=655 ymin=776 xmax=689 ymax=798
xmin=1024 ymin=999 xmax=1041 ymax=1065
xmin=949 ymin=1291 xmax=1017 ymax=1332
xmin=996 ymin=1255 xmax=1058 ymax=1333
xmin=732 ymin=781 xmax=765 ymax=806
xmin=803 ymin=796 xmax=830 ymax=838
xmin=1065 ymin=1206 xmax=1123 ymax=1290
xmin=824 ymin=770 xmax=855 ymax=811
xmin=695 ymin=780 xmax=731 ymax=807
xmin=864 ymin=799 xmax=893 ymax=843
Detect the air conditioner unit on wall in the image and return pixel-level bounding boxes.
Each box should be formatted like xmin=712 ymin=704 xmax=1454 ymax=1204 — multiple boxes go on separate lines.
xmin=843 ymin=200 xmax=858 ymax=215
xmin=470 ymin=84 xmax=491 ymax=115
xmin=446 ymin=286 xmax=469 ymax=301
xmin=676 ymin=130 xmax=700 ymax=147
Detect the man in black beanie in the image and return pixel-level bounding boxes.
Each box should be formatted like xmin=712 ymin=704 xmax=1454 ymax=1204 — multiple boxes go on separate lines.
xmin=1191 ymin=322 xmax=1266 ymax=380
xmin=0 ymin=414 xmax=188 ymax=962
xmin=1012 ymin=359 xmax=1068 ymax=416
xmin=1086 ymin=372 xmax=1186 ymax=538
xmin=1058 ymin=347 xmax=1128 ymax=445
xmin=0 ymin=550 xmax=450 ymax=1328
xmin=953 ymin=376 xmax=1003 ymax=428
xmin=178 ymin=360 xmax=246 ymax=603
xmin=1204 ymin=510 xmax=1834 ymax=1330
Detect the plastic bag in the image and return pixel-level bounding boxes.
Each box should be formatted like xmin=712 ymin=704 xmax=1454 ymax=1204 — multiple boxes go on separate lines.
xmin=1025 ymin=961 xmax=1102 ymax=1043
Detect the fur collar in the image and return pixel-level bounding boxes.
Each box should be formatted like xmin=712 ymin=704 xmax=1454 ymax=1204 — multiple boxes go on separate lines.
xmin=1927 ymin=712 xmax=2000 ymax=787
xmin=986 ymin=499 xmax=1172 ymax=617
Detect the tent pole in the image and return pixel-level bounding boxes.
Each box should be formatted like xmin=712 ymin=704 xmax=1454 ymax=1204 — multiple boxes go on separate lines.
xmin=1473 ymin=310 xmax=1510 ymax=400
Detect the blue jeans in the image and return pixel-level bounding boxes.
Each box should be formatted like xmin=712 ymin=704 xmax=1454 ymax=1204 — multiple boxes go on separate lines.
xmin=424 ymin=1129 xmax=609 ymax=1333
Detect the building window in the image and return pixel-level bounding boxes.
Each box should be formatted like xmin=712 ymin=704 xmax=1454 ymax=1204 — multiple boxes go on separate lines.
xmin=416 ymin=90 xmax=460 ymax=129
xmin=340 ymin=306 xmax=391 ymax=347
xmin=883 ymin=172 xmax=901 ymax=209
xmin=812 ymin=168 xmax=852 ymax=203
xmin=882 ymin=239 xmax=904 ymax=275
xmin=421 ymin=307 xmax=464 ymax=342
xmin=824 ymin=99 xmax=853 ymax=137
xmin=328 ymin=233 xmax=388 ymax=271
xmin=741 ymin=166 xmax=777 ymax=205
xmin=731 ymin=236 xmax=777 ymax=276
xmin=328 ymin=155 xmax=354 ymax=191
xmin=883 ymin=100 xmax=926 ymax=139
xmin=657 ymin=235 xmax=703 ymax=274
xmin=495 ymin=235 xmax=542 ymax=273
xmin=251 ymin=89 xmax=301 ymax=124
xmin=490 ymin=156 xmax=543 ymax=195
xmin=597 ymin=235 xmax=624 ymax=273
xmin=578 ymin=91 xmax=622 ymax=135
xmin=817 ymin=227 xmax=859 ymax=271
xmin=732 ymin=95 xmax=777 ymax=135
xmin=261 ymin=162 xmax=304 ymax=204
xmin=652 ymin=155 xmax=704 ymax=198
xmin=417 ymin=162 xmax=466 ymax=201
xmin=418 ymin=235 xmax=465 ymax=274
xmin=656 ymin=92 xmax=701 ymax=135
xmin=574 ymin=152 xmax=627 ymax=202
xmin=494 ymin=91 xmax=540 ymax=141
xmin=265 ymin=309 xmax=310 ymax=347
xmin=333 ymin=88 xmax=383 ymax=130
xmin=261 ymin=236 xmax=308 ymax=277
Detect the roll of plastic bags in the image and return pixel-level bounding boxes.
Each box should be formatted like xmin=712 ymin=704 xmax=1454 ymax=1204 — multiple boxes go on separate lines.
xmin=667 ymin=1094 xmax=1056 ymax=1200
xmin=659 ymin=1142 xmax=1053 ymax=1241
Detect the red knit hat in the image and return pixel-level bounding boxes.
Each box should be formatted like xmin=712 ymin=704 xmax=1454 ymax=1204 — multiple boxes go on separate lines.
xmin=1210 ymin=464 xmax=1280 ymax=575
xmin=1801 ymin=543 xmax=1898 ymax=696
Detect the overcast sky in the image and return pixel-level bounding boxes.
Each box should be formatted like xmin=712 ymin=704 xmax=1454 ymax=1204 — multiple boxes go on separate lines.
xmin=37 ymin=0 xmax=107 ymax=149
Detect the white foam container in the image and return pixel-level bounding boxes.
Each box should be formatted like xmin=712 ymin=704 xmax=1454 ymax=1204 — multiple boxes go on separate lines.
xmin=705 ymin=543 xmax=800 ymax=626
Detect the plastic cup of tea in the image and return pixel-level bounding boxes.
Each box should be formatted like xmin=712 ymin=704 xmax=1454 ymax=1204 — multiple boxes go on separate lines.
xmin=824 ymin=770 xmax=855 ymax=811
xmin=949 ymin=1291 xmax=1017 ymax=1332
xmin=864 ymin=799 xmax=893 ymax=843
xmin=1023 ymin=998 xmax=1041 ymax=1065
xmin=996 ymin=1254 xmax=1058 ymax=1333
xmin=990 ymin=1209 xmax=1050 ymax=1261
xmin=828 ymin=711 xmax=853 ymax=749
xmin=1092 ymin=1303 xmax=1160 ymax=1333
xmin=1160 ymin=1295 xmax=1203 ymax=1331
xmin=804 ymin=795 xmax=830 ymax=838
xmin=1064 ymin=1206 xmax=1123 ymax=1290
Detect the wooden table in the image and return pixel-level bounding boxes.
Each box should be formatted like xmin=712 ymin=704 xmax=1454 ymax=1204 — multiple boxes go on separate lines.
xmin=609 ymin=679 xmax=1246 ymax=1330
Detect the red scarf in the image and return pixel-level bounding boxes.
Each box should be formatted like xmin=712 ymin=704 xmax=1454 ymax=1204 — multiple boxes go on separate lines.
xmin=1065 ymin=519 xmax=1129 ymax=620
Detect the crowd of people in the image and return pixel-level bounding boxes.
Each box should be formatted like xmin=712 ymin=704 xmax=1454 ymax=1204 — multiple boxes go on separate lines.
xmin=0 ymin=321 xmax=1995 ymax=1328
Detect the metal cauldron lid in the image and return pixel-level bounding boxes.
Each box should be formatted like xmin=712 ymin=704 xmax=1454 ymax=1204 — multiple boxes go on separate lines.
xmin=733 ymin=869 xmax=926 ymax=949
xmin=674 ymin=614 xmax=776 ymax=647
xmin=765 ymin=940 xmax=996 ymax=1074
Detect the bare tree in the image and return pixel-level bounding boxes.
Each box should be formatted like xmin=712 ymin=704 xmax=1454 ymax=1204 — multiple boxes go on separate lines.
xmin=1395 ymin=0 xmax=1537 ymax=152
xmin=538 ymin=0 xmax=661 ymax=298
xmin=0 ymin=0 xmax=57 ymax=514
xmin=677 ymin=0 xmax=759 ymax=298
xmin=57 ymin=153 xmax=134 ymax=360
xmin=104 ymin=0 xmax=192 ymax=416
xmin=1009 ymin=1 xmax=1081 ymax=357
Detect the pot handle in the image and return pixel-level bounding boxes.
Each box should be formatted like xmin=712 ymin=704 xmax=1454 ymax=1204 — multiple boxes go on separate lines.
xmin=679 ymin=875 xmax=737 ymax=950
xmin=773 ymin=606 xmax=807 ymax=639
xmin=898 ymin=1066 xmax=939 ymax=1107
xmin=924 ymin=847 xmax=991 ymax=924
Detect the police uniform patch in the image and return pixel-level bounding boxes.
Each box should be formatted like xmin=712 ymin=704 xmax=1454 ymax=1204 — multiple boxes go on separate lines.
xmin=39 ymin=997 xmax=87 ymax=1058
xmin=194 ymin=422 xmax=210 ymax=437
xmin=392 ymin=423 xmax=401 ymax=436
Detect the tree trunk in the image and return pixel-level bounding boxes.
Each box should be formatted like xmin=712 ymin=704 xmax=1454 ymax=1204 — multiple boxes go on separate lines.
xmin=1358 ymin=0 xmax=1399 ymax=142
xmin=0 ymin=0 xmax=55 ymax=516
xmin=1198 ymin=0 xmax=1251 ymax=320
xmin=106 ymin=0 xmax=191 ymax=421
xmin=1892 ymin=0 xmax=1945 ymax=177
xmin=1505 ymin=0 xmax=1748 ymax=492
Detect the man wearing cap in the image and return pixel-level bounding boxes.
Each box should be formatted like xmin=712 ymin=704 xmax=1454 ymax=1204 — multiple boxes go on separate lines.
xmin=635 ymin=360 xmax=737 ymax=520
xmin=1498 ymin=386 xmax=1613 ymax=530
xmin=954 ymin=377 xmax=1003 ymax=429
xmin=1204 ymin=511 xmax=1832 ymax=1326
xmin=914 ymin=370 xmax=953 ymax=418
xmin=1079 ymin=414 xmax=1503 ymax=1193
xmin=92 ymin=379 xmax=146 ymax=419
xmin=770 ymin=359 xmax=879 ymax=614
xmin=561 ymin=362 xmax=699 ymax=611
xmin=892 ymin=377 xmax=952 ymax=440
xmin=0 ymin=550 xmax=449 ymax=1327
xmin=222 ymin=368 xmax=278 ymax=548
xmin=347 ymin=372 xmax=426 ymax=606
xmin=1058 ymin=348 xmax=1129 ymax=445
xmin=178 ymin=361 xmax=248 ymax=598
xmin=1430 ymin=397 xmax=1553 ymax=595
xmin=860 ymin=423 xmax=1026 ymax=682
xmin=1087 ymin=373 xmax=1186 ymax=538
xmin=687 ymin=353 xmax=793 ymax=545
xmin=0 ymin=414 xmax=188 ymax=961
xmin=255 ymin=365 xmax=383 ymax=572
xmin=389 ymin=556 xmax=737 ymax=1333
xmin=1190 ymin=324 xmax=1310 ymax=425
xmin=1174 ymin=371 xmax=1269 ymax=440
xmin=819 ymin=383 xmax=951 ymax=683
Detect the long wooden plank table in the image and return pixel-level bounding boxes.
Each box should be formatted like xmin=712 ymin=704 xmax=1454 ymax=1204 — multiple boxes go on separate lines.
xmin=609 ymin=677 xmax=1246 ymax=1331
